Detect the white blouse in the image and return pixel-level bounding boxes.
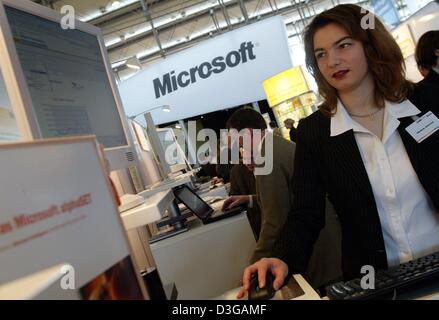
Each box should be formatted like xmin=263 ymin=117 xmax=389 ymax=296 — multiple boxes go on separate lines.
xmin=331 ymin=99 xmax=439 ymax=267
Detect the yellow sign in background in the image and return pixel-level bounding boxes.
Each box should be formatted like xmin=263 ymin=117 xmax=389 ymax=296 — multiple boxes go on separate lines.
xmin=262 ymin=67 xmax=309 ymax=107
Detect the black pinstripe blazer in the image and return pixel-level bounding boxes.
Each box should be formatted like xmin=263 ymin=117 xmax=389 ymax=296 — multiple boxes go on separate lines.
xmin=419 ymin=69 xmax=439 ymax=87
xmin=273 ymin=83 xmax=439 ymax=280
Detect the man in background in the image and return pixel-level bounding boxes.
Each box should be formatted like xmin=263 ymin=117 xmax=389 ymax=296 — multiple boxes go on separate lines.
xmin=415 ymin=30 xmax=439 ymax=86
xmin=268 ymin=121 xmax=283 ymax=137
xmin=284 ymin=118 xmax=297 ymax=143
xmin=222 ymin=108 xmax=295 ymax=263
xmin=229 ymin=162 xmax=262 ymax=241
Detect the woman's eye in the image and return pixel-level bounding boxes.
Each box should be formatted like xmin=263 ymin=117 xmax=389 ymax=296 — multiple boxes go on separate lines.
xmin=315 ymin=52 xmax=326 ymax=59
xmin=340 ymin=42 xmax=351 ymax=49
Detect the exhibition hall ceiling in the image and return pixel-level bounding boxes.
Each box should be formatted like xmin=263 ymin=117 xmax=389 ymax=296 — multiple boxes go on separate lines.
xmin=33 ymin=0 xmax=397 ymax=78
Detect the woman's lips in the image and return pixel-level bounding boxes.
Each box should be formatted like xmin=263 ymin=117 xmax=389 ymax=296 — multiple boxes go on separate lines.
xmin=332 ymin=70 xmax=349 ymax=80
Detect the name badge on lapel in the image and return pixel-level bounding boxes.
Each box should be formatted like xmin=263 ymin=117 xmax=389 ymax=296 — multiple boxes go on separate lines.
xmin=405 ymin=111 xmax=439 ymax=143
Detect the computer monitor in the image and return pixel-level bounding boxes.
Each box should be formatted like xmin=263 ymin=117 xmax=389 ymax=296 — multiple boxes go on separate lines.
xmin=0 ymin=0 xmax=135 ymax=170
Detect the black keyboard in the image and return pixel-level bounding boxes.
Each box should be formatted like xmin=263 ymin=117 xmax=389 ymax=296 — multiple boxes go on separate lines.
xmin=326 ymin=251 xmax=439 ymax=300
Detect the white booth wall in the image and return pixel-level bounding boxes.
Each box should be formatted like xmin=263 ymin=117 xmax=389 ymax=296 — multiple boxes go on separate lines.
xmin=391 ymin=1 xmax=439 ymax=82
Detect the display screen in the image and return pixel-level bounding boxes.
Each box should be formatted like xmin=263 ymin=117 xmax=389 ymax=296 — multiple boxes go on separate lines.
xmin=5 ymin=6 xmax=127 ymax=148
xmin=175 ymin=186 xmax=212 ymax=219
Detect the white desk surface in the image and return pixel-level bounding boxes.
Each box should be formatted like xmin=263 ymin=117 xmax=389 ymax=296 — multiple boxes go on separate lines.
xmin=120 ymin=190 xmax=174 ymax=230
xmin=215 ymin=274 xmax=321 ymax=300
xmin=150 ymin=211 xmax=256 ymax=299
xmin=139 ymin=173 xmax=193 ymax=198
xmin=150 ymin=210 xmax=244 ymax=249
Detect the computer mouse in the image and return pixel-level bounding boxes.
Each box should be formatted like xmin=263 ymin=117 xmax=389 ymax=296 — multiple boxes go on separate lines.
xmin=248 ymin=272 xmax=276 ymax=300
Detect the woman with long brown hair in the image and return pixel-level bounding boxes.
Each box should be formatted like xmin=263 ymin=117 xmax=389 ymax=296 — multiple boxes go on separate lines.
xmin=238 ymin=4 xmax=439 ymax=297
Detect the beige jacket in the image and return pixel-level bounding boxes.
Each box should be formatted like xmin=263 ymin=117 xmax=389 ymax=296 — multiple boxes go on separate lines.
xmin=251 ymin=133 xmax=295 ymax=262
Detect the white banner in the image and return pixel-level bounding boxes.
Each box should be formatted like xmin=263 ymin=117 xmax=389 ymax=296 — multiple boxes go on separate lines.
xmin=119 ymin=16 xmax=292 ymax=125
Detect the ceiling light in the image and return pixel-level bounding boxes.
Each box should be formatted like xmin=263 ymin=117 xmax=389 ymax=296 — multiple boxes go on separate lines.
xmin=110 ymin=1 xmax=121 ymax=9
xmin=126 ymin=56 xmax=141 ymax=70
xmin=162 ymin=106 xmax=171 ymax=112
xmin=419 ymin=14 xmax=436 ymax=22
xmin=111 ymin=60 xmax=127 ymax=69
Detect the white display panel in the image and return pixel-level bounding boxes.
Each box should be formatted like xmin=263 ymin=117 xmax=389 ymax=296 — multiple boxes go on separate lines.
xmin=132 ymin=120 xmax=150 ymax=152
xmin=157 ymin=128 xmax=187 ymax=173
xmin=0 ymin=137 xmax=146 ymax=299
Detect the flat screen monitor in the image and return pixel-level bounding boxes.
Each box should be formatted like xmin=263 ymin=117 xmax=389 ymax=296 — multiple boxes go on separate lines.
xmin=0 ymin=0 xmax=135 ymax=170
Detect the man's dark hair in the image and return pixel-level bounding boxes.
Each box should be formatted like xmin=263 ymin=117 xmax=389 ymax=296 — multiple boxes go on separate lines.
xmin=226 ymin=108 xmax=267 ymax=131
xmin=415 ymin=30 xmax=439 ymax=70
